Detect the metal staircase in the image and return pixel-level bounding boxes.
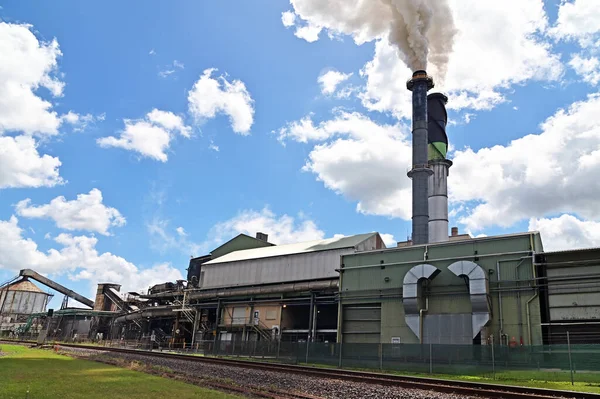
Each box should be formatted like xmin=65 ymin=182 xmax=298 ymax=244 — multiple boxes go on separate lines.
xmin=172 ymin=291 xmax=195 ymax=324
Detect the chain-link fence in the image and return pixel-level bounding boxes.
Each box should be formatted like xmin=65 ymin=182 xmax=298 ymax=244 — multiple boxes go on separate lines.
xmin=5 ymin=334 xmax=600 ymax=385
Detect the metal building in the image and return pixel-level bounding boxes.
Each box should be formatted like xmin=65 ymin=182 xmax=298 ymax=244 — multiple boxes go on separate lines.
xmin=338 ymin=232 xmax=544 ymax=346
xmin=0 ymin=279 xmax=52 ymax=336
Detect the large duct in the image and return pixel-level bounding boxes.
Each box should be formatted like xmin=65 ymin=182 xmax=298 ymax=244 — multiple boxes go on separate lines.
xmin=402 ymin=263 xmax=441 ymax=340
xmin=407 ymin=71 xmax=434 ymax=245
xmin=427 ymin=93 xmax=452 ymax=243
xmin=448 ymin=260 xmax=491 ymax=338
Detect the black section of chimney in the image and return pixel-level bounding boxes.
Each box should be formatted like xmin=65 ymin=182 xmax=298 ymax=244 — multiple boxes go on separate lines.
xmin=256 ymin=232 xmax=268 ymax=242
xmin=407 ymin=71 xmax=434 ymax=245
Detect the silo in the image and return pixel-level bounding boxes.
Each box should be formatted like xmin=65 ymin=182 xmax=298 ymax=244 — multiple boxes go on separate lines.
xmin=0 ymin=279 xmax=51 ymax=335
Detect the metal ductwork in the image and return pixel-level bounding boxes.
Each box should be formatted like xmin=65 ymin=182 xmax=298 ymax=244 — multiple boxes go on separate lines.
xmin=407 ymin=71 xmax=434 ymax=245
xmin=141 ymin=279 xmax=339 ymax=300
xmin=114 ymin=306 xmax=176 ymax=324
xmin=402 ymin=264 xmax=441 ymax=339
xmin=448 ymin=260 xmax=491 ymax=338
xmin=427 ymin=93 xmax=452 ymax=243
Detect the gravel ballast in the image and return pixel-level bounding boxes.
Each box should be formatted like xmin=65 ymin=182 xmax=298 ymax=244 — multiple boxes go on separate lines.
xmin=57 ymin=346 xmax=488 ymax=399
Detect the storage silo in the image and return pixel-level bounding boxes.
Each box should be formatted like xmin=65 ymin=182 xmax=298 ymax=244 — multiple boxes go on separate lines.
xmin=0 ymin=279 xmax=51 ymax=335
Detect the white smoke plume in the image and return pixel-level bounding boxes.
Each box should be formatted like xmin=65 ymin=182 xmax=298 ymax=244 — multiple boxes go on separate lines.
xmin=289 ymin=0 xmax=456 ymax=79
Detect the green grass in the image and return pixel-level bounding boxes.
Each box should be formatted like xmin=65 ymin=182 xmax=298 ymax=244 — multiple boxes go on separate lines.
xmin=0 ymin=344 xmax=244 ymax=399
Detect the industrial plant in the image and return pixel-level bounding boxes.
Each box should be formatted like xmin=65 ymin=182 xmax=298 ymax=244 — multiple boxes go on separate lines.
xmin=2 ymin=70 xmax=599 ymax=350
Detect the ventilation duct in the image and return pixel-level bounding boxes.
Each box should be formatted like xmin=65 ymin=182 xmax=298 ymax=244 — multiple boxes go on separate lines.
xmin=402 ymin=264 xmax=441 ymax=340
xmin=448 ymin=260 xmax=491 ymax=338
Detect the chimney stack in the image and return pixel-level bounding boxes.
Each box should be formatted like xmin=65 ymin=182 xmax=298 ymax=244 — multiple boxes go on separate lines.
xmin=256 ymin=232 xmax=268 ymax=242
xmin=427 ymin=93 xmax=452 ymax=243
xmin=451 ymin=227 xmax=458 ymax=237
xmin=407 ymin=70 xmax=434 ymax=245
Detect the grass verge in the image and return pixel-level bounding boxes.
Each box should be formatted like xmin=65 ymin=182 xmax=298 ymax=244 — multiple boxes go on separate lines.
xmin=0 ymin=344 xmax=244 ymax=399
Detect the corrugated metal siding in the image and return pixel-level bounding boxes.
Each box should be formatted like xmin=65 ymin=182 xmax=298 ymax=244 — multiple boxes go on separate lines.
xmin=201 ymin=248 xmax=351 ymax=289
xmin=423 ymin=314 xmax=472 ymax=344
xmin=547 ymin=265 xmax=600 ymax=321
xmin=0 ymin=290 xmax=47 ymax=314
xmin=342 ymin=304 xmax=381 ymax=343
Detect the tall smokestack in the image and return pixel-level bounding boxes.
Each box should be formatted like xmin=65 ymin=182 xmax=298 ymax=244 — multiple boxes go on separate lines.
xmin=407 ymin=70 xmax=434 ymax=245
xmin=427 ymin=93 xmax=452 ymax=243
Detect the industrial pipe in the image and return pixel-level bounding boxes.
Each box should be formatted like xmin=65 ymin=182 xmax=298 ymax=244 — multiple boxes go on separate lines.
xmin=419 ymin=296 xmax=429 ymax=344
xmin=114 ymin=306 xmax=176 ymax=324
xmin=526 ymin=252 xmax=538 ymax=346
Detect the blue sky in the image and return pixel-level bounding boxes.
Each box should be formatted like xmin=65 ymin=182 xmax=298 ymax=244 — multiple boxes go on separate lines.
xmin=1 ymin=1 xmax=599 ymax=308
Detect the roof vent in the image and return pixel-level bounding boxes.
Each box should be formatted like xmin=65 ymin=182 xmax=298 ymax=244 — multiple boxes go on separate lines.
xmin=256 ymin=232 xmax=268 ymax=242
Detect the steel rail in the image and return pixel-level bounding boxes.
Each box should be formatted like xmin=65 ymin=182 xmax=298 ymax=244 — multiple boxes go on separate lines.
xmin=39 ymin=342 xmax=600 ymax=399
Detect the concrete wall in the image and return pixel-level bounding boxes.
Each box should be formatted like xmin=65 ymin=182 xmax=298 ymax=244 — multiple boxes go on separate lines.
xmin=339 ymin=233 xmax=543 ymax=345
xmin=221 ymin=304 xmax=282 ymax=329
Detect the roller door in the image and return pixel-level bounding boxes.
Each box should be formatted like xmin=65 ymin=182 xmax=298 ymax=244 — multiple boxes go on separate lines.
xmin=342 ymin=304 xmax=381 ymax=343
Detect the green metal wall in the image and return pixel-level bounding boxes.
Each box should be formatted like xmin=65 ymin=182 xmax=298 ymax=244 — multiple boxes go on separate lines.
xmin=339 ymin=233 xmax=543 ymax=345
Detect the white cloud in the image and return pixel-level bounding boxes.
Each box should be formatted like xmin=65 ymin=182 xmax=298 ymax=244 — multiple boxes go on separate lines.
xmin=550 ymin=0 xmax=600 ymax=46
xmin=149 ymin=49 xmax=156 ymax=55
xmin=147 ymin=217 xmax=202 ymax=256
xmin=97 ymin=109 xmax=190 ymax=162
xmin=0 ymin=135 xmax=63 ymax=189
xmin=209 ymin=140 xmax=219 ymax=152
xmin=15 ymin=188 xmax=125 ymax=236
xmin=529 ymin=214 xmax=600 ymax=251
xmin=285 ymin=1 xmax=562 ymax=118
xmin=318 ymin=70 xmax=353 ymax=95
xmin=158 ymin=60 xmax=185 ymax=78
xmin=280 ymin=9 xmax=322 ymax=42
xmin=0 ymin=22 xmax=67 ymax=136
xmin=281 ymin=11 xmax=296 ymax=27
xmin=187 ymin=68 xmax=255 ymax=135
xmin=295 ymin=24 xmax=322 ymax=43
xmin=359 ymin=1 xmax=562 ymax=118
xmin=0 ymin=216 xmax=182 ymax=294
xmin=450 ymin=93 xmax=600 ymax=232
xmin=61 ymin=111 xmax=105 ymax=132
xmin=569 ymin=54 xmax=600 ymax=85
xmin=380 ymin=233 xmax=396 ymax=248
xmin=278 ymin=111 xmax=413 ymax=219
xmin=206 ymin=207 xmax=325 ymax=248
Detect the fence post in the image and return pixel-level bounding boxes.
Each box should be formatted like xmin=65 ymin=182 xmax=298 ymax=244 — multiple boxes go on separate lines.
xmin=277 ymin=338 xmax=281 ymax=360
xmin=567 ymin=331 xmax=574 ymax=386
xmin=379 ymin=343 xmax=383 ymax=370
xmin=429 ymin=343 xmax=433 ymax=374
xmin=305 ymin=341 xmax=310 ymax=364
xmin=338 ymin=342 xmax=343 ymax=368
xmin=491 ymin=337 xmax=496 ymax=380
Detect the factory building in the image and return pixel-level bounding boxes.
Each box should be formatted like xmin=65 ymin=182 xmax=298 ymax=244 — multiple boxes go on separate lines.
xmin=131 ymin=232 xmax=385 ymax=345
xmin=0 ymin=279 xmax=52 ymax=336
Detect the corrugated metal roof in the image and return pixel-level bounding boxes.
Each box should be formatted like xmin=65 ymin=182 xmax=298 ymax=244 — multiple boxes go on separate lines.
xmin=6 ymin=279 xmax=47 ymax=294
xmin=204 ymin=233 xmax=377 ymax=265
xmin=541 ymin=246 xmax=600 ymax=255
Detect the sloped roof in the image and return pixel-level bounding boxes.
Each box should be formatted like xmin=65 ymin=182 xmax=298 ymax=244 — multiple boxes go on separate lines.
xmin=204 ymin=233 xmax=377 ymax=265
xmin=6 ymin=279 xmax=47 ymax=294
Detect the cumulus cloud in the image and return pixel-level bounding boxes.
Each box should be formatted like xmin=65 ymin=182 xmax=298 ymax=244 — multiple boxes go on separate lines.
xmin=283 ymin=1 xmax=562 ymax=118
xmin=277 ymin=111 xmax=413 ymax=219
xmin=15 ymin=188 xmax=125 ymax=236
xmin=450 ymin=93 xmax=600 ymax=232
xmin=97 ymin=109 xmax=191 ymax=162
xmin=569 ymin=54 xmax=600 ymax=85
xmin=0 ymin=135 xmax=63 ymax=189
xmin=550 ymin=0 xmax=600 ymax=47
xmin=0 ymin=22 xmax=66 ymax=136
xmin=318 ymin=70 xmax=353 ymax=95
xmin=529 ymin=214 xmax=600 ymax=251
xmin=380 ymin=233 xmax=396 ymax=248
xmin=0 ymin=216 xmax=182 ymax=294
xmin=61 ymin=111 xmax=105 ymax=132
xmin=281 ymin=9 xmax=322 ymax=42
xmin=205 ymin=207 xmax=325 ymax=248
xmin=187 ymin=68 xmax=255 ymax=135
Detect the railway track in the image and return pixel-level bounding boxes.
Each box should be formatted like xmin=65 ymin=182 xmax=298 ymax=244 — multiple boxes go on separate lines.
xmin=2 ymin=340 xmax=599 ymax=399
